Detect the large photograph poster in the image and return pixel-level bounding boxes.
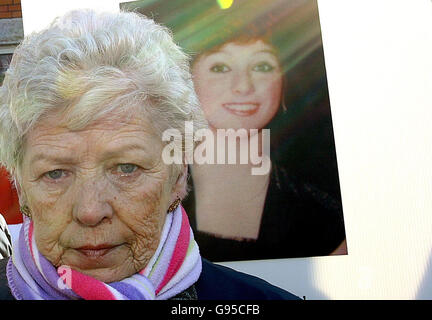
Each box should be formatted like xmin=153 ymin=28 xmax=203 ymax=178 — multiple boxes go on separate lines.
xmin=121 ymin=0 xmax=347 ymax=262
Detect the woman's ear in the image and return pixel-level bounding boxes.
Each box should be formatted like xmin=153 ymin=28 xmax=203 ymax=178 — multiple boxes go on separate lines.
xmin=13 ymin=178 xmax=24 ymax=207
xmin=171 ymin=164 xmax=188 ymax=202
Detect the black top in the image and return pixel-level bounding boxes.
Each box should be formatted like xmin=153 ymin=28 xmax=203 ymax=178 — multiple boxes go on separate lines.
xmin=184 ymin=165 xmax=346 ymax=262
xmin=183 ymin=113 xmax=346 ymax=262
xmin=0 ymin=258 xmax=300 ymax=300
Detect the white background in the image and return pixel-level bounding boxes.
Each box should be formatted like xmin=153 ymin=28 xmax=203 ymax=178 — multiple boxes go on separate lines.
xmin=19 ymin=0 xmax=432 ymax=299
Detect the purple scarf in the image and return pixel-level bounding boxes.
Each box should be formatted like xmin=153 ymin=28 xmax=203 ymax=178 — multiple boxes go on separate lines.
xmin=6 ymin=205 xmax=201 ymax=300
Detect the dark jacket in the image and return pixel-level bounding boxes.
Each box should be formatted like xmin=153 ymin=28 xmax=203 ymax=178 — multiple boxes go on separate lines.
xmin=0 ymin=257 xmax=299 ymax=300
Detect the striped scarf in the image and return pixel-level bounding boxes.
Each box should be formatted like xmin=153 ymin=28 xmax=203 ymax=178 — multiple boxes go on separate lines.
xmin=6 ymin=205 xmax=202 ymax=300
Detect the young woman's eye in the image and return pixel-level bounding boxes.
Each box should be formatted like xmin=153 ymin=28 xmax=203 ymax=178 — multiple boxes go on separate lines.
xmin=252 ymin=62 xmax=275 ymax=72
xmin=210 ymin=63 xmax=231 ymax=73
xmin=44 ymin=169 xmax=66 ymax=180
xmin=116 ymin=163 xmax=138 ymax=175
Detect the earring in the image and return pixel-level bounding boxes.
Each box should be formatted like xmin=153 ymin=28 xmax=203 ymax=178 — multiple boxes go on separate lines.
xmin=167 ymin=198 xmax=181 ymax=213
xmin=21 ymin=205 xmax=31 ymax=219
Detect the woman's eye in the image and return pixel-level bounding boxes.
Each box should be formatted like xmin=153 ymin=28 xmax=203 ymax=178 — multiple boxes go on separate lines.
xmin=210 ymin=63 xmax=231 ymax=73
xmin=44 ymin=169 xmax=65 ymax=180
xmin=252 ymin=62 xmax=275 ymax=72
xmin=116 ymin=163 xmax=138 ymax=175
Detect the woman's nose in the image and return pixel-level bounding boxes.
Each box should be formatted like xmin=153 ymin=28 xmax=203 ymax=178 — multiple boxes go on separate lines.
xmin=73 ymin=180 xmax=113 ymax=226
xmin=232 ymin=71 xmax=254 ymax=95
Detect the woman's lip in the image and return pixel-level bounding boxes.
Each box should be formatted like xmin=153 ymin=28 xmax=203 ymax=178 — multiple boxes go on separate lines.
xmin=75 ymin=244 xmax=119 ymax=258
xmin=222 ymin=103 xmax=259 ymax=116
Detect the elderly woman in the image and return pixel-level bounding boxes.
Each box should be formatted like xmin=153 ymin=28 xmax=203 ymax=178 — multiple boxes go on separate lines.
xmin=0 ymin=9 xmax=298 ymax=300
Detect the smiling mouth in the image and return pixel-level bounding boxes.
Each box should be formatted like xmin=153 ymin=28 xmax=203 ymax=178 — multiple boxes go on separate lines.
xmin=222 ymin=103 xmax=259 ymax=116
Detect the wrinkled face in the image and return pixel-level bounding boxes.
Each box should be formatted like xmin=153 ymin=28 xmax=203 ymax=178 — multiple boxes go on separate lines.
xmin=20 ymin=106 xmax=184 ymax=283
xmin=192 ymin=40 xmax=283 ymax=131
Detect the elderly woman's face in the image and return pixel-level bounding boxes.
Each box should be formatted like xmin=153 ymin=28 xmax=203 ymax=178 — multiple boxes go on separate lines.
xmin=20 ymin=107 xmax=182 ymax=283
xmin=192 ymin=40 xmax=283 ymax=131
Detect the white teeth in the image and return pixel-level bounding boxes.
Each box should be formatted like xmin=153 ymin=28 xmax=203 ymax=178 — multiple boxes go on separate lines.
xmin=224 ymin=104 xmax=258 ymax=111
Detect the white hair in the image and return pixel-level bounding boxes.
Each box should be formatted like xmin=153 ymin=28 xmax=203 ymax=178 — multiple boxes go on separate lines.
xmin=0 ymin=9 xmax=207 ymax=185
